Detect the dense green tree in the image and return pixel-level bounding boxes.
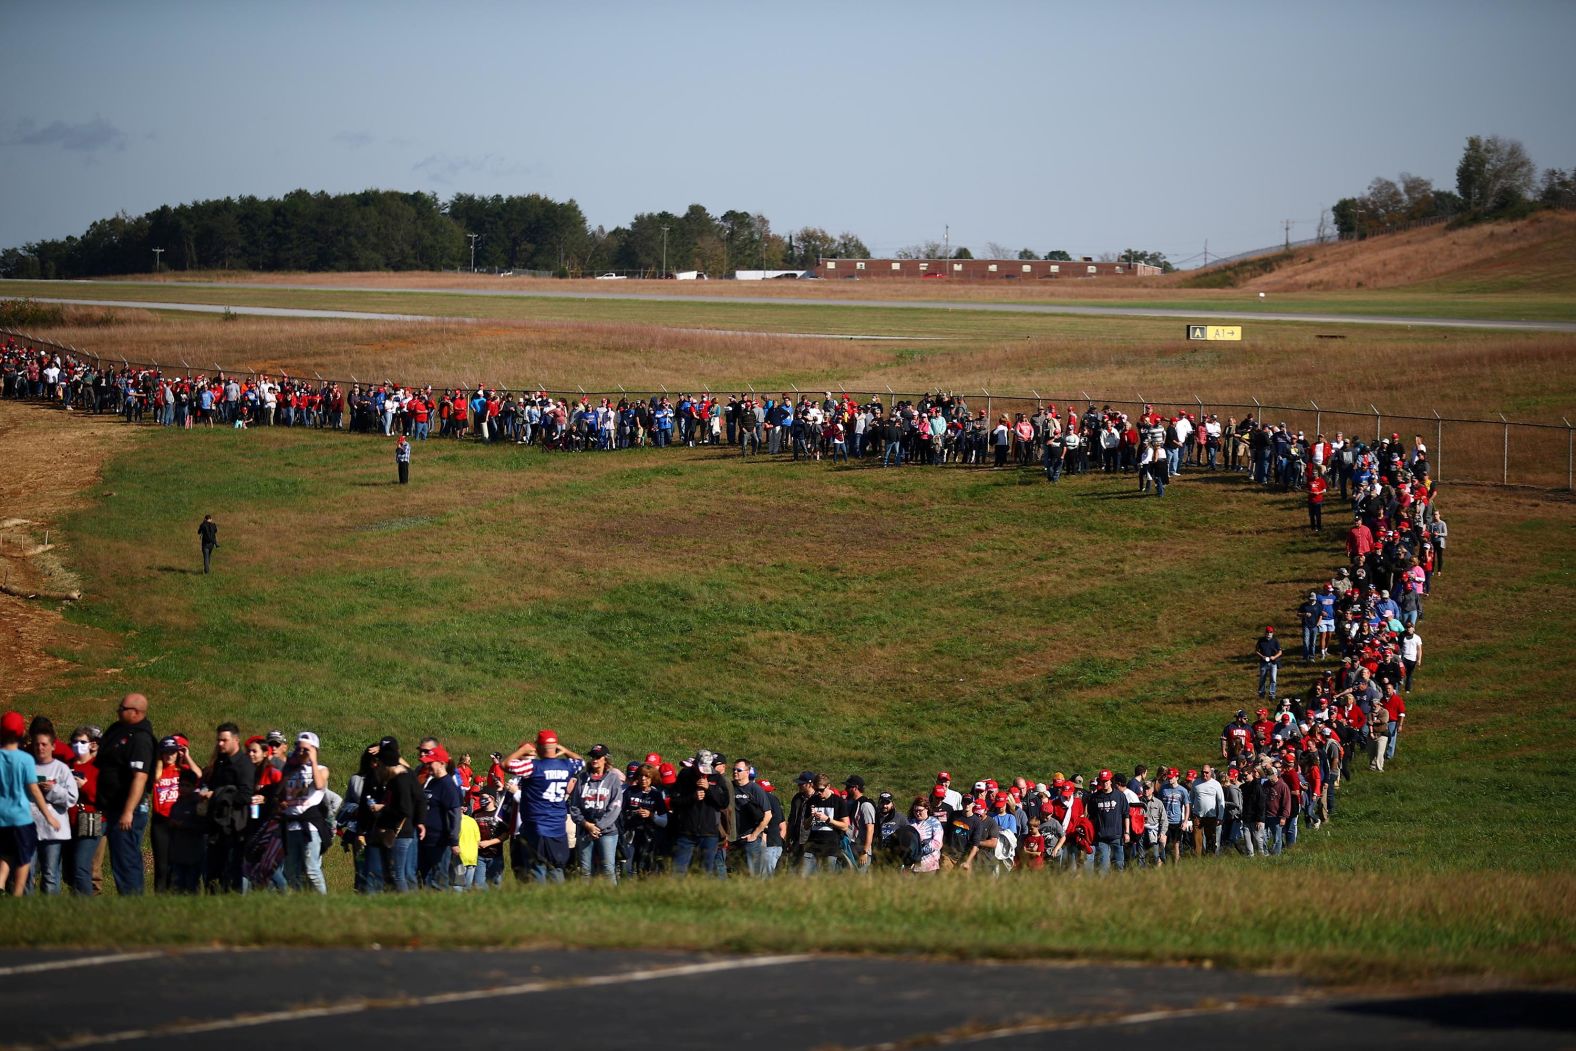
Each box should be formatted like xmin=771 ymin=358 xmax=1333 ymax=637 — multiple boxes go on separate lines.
xmin=0 ymin=190 xmax=865 ymax=278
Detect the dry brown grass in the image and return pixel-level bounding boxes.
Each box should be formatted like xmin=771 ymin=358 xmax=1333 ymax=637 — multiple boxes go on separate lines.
xmin=1245 ymin=210 xmax=1576 ymax=293
xmin=22 ymin=311 xmax=1576 ymax=424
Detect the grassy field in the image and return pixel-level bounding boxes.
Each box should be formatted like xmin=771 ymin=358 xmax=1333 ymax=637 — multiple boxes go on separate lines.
xmin=1 ymin=411 xmax=1572 ymax=981
xmin=6 ymin=274 xmax=1576 ymax=326
xmin=9 ymin=300 xmax=1576 ymax=487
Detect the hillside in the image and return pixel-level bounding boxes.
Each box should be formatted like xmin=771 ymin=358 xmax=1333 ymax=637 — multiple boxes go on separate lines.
xmin=1213 ymin=210 xmax=1576 ymax=294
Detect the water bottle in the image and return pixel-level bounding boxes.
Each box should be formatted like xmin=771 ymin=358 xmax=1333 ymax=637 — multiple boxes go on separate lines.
xmin=250 ymin=802 xmax=260 ymax=820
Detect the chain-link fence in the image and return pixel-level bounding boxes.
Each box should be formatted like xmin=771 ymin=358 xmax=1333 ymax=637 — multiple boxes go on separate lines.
xmin=4 ymin=327 xmax=1572 ymax=490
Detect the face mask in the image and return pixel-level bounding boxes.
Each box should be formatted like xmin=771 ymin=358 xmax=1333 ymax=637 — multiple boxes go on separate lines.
xmin=73 ymin=741 xmax=92 ymax=758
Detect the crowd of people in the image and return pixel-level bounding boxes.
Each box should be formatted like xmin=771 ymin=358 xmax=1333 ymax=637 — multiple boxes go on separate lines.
xmin=0 ymin=334 xmax=1448 ymax=892
xmin=2 ymin=338 xmax=1443 ymax=504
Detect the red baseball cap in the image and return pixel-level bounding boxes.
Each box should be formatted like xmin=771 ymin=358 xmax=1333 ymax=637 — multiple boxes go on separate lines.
xmin=1257 ymin=708 xmax=1269 ymax=716
xmin=932 ymin=784 xmax=947 ymax=799
xmin=2 ymin=711 xmax=28 ymax=738
xmin=1098 ymin=769 xmax=1113 ymax=782
xmin=644 ymin=752 xmax=662 ymax=766
xmin=937 ymin=771 xmax=951 ymax=782
xmin=1166 ymin=768 xmax=1180 ymax=778
xmin=536 ymin=729 xmax=558 ymax=747
xmin=993 ymin=794 xmax=1009 ymax=809
xmin=1040 ymin=801 xmax=1056 ymax=815
xmin=1227 ymin=769 xmax=1241 ymax=781
xmin=1186 ymin=769 xmax=1198 ymax=779
xmin=1265 ymin=625 xmax=1275 ymax=633
xmin=658 ymin=762 xmax=677 ymax=785
xmin=425 ymin=745 xmax=451 ymax=765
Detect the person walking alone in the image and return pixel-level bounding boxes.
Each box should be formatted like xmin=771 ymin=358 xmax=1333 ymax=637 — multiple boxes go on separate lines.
xmin=395 ymin=434 xmax=411 ymax=484
xmin=197 ymin=515 xmax=218 ymax=574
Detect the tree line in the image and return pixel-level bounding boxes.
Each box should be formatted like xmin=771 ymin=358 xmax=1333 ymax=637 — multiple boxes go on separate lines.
xmin=1333 ymin=134 xmax=1573 ymax=238
xmin=0 ymin=190 xmax=872 ymax=279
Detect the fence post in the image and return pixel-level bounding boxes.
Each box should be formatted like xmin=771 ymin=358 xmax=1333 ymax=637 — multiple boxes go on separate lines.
xmin=1565 ymin=418 xmax=1573 ymax=492
xmin=984 ymin=389 xmax=991 ymax=421
xmin=1311 ymin=399 xmax=1320 ymax=437
xmin=1251 ymin=396 xmax=1260 ymax=423
xmin=1434 ymin=410 xmax=1442 ymax=482
xmin=1499 ymin=413 xmax=1508 ymax=485
xmin=1370 ymin=403 xmax=1381 ymax=441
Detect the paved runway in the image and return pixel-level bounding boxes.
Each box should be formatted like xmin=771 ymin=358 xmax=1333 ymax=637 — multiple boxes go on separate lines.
xmin=0 ymin=948 xmax=1568 ymax=1050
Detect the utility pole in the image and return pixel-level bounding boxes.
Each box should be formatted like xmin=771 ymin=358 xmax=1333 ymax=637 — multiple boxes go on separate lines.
xmin=943 ymin=224 xmax=949 ymax=260
xmin=151 ymin=247 xmax=164 ymax=273
xmin=466 ymin=233 xmax=481 ymax=272
xmin=1282 ymin=219 xmax=1294 ymax=249
xmin=660 ymin=225 xmax=669 ymax=278
xmin=1202 ymin=239 xmax=1209 ymax=267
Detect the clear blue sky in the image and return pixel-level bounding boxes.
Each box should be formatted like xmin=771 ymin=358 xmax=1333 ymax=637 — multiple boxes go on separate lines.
xmin=2 ymin=0 xmax=1571 ymax=265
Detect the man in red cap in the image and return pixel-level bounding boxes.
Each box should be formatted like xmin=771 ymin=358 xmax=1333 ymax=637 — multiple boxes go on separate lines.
xmin=1087 ymin=770 xmax=1129 ymax=873
xmin=935 ymin=772 xmax=962 ymax=812
xmin=504 ymin=729 xmax=583 ymax=882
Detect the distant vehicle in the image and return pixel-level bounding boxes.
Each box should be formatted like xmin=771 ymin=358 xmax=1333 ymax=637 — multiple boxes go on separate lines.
xmin=595 ymin=273 xmax=627 ymax=280
xmin=673 ymin=270 xmax=708 ymax=281
xmin=921 ymin=272 xmax=946 ymax=279
xmin=772 ymin=272 xmax=799 ymax=279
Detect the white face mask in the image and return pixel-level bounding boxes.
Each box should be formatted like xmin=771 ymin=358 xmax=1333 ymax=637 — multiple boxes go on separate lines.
xmin=73 ymin=741 xmax=92 ymax=758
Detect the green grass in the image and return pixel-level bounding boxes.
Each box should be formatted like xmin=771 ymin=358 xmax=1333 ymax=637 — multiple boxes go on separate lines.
xmin=4 ymin=425 xmax=1575 ymax=981
xmin=6 ymin=278 xmax=1576 ymax=329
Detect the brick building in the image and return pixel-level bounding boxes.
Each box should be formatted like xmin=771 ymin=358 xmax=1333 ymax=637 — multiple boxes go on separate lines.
xmin=811 ymin=257 xmax=1162 ymax=280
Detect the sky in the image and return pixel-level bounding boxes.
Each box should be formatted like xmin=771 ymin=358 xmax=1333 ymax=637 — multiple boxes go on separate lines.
xmin=2 ymin=0 xmax=1572 ymax=266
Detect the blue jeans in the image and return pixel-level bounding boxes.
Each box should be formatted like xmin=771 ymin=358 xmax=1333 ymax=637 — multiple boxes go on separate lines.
xmin=732 ymin=837 xmax=768 ymax=878
xmin=524 ymin=831 xmax=568 ymax=883
xmin=1302 ymin=626 xmax=1317 ymax=660
xmin=1093 ymin=840 xmax=1126 ymax=873
xmin=30 ymin=840 xmax=63 ymax=895
xmin=883 ymin=441 xmax=902 ymax=466
xmin=1386 ymin=721 xmax=1400 ymax=759
xmin=66 ymin=835 xmax=100 ymax=895
xmin=575 ymin=831 xmax=619 ymax=883
xmin=1258 ymin=662 xmax=1278 ymax=698
xmin=671 ymin=834 xmax=719 ymax=877
xmin=365 ymin=836 xmax=418 ymax=892
xmin=1269 ymin=822 xmax=1286 ymax=855
xmin=107 ymin=804 xmax=149 ymax=895
xmin=1285 ymin=813 xmax=1299 ymax=848
xmin=283 ymin=826 xmax=327 ymax=894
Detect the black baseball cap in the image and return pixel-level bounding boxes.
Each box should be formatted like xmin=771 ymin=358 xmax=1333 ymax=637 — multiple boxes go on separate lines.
xmin=844 ymin=774 xmax=865 ymax=789
xmin=589 ymin=743 xmax=609 ymax=759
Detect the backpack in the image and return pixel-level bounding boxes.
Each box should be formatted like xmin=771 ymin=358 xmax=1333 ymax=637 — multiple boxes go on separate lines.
xmin=891 ymin=823 xmax=924 ymax=867
xmin=1129 ymin=801 xmax=1146 ymax=837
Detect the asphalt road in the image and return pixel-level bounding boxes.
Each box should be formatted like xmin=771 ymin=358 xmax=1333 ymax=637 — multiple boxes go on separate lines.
xmin=0 ymin=948 xmax=1567 ymax=1050
xmin=20 ymin=278 xmax=1576 ymax=333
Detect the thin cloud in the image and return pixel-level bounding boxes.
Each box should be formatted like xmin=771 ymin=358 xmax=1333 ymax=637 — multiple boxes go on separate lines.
xmin=333 ymin=130 xmax=375 ymax=149
xmin=412 ymin=152 xmax=533 ymax=185
xmin=7 ymin=116 xmax=127 ymax=153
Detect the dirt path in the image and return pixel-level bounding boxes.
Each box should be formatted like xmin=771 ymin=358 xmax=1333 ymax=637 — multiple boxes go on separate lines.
xmin=0 ymin=400 xmax=133 ymax=707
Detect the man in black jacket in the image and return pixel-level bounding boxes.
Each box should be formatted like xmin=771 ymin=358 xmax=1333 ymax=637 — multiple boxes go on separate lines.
xmin=669 ymin=760 xmax=728 ymax=877
xmin=200 ymin=721 xmax=255 ymax=893
xmin=197 ymin=515 xmax=218 ymax=574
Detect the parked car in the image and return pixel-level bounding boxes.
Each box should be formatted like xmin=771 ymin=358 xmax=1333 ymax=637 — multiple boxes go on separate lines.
xmin=595 ymin=272 xmax=627 ymax=280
